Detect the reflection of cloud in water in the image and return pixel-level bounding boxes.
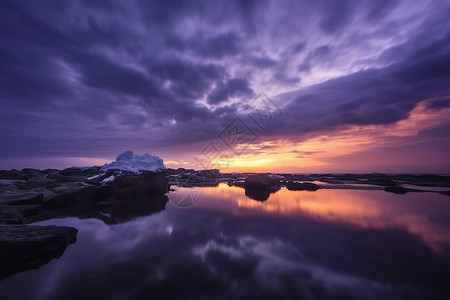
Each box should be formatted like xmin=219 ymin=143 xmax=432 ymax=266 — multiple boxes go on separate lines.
xmin=192 ymin=234 xmax=405 ymax=298
xmin=192 ymin=184 xmax=450 ymax=253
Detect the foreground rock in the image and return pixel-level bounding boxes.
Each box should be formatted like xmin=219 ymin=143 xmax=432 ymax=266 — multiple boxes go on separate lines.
xmin=0 ymin=225 xmax=77 ymax=279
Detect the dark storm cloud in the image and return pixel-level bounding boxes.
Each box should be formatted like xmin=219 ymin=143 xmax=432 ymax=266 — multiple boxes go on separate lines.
xmin=165 ymin=31 xmax=241 ymax=59
xmin=426 ymin=98 xmax=450 ymax=110
xmin=271 ymin=54 xmax=450 ymax=138
xmin=0 ymin=0 xmax=449 ymax=166
xmin=207 ymin=78 xmax=254 ymax=104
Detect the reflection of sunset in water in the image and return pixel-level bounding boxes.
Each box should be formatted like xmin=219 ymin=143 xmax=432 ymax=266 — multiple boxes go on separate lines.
xmin=172 ymin=183 xmax=450 ymax=253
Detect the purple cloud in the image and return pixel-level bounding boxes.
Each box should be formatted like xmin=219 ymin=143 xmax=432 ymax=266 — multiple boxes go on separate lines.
xmin=0 ymin=0 xmax=449 ymax=170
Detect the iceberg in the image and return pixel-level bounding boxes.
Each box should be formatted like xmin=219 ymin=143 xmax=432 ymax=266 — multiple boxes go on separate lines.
xmin=100 ymin=151 xmax=166 ymax=173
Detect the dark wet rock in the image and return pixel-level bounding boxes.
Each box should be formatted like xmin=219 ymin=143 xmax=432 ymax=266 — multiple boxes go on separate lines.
xmin=170 ymin=173 xmax=218 ymax=187
xmin=197 ymin=169 xmax=220 ymax=178
xmin=286 ymin=182 xmax=319 ymax=191
xmin=0 ymin=170 xmax=25 ymax=180
xmin=43 ymin=185 xmax=100 ymax=208
xmin=25 ymin=177 xmax=57 ymax=189
xmin=2 ymin=193 xmax=44 ymax=205
xmin=15 ymin=205 xmax=43 ymax=219
xmin=0 ymin=224 xmax=77 ymax=279
xmin=334 ymin=174 xmax=361 ymax=181
xmin=245 ymin=174 xmax=281 ymax=193
xmin=111 ymin=171 xmax=169 ymax=198
xmin=46 ymin=174 xmax=87 ymax=183
xmin=59 ymin=167 xmax=100 ymax=177
xmin=41 ymin=169 xmax=59 ymax=174
xmin=0 ymin=205 xmax=24 ymax=224
xmin=367 ymin=178 xmax=397 ymax=186
xmin=384 ymin=185 xmax=408 ymax=194
xmin=244 ymin=174 xmax=281 ymax=201
xmin=40 ymin=171 xmax=171 ymax=223
xmin=233 ymin=181 xmax=245 ymax=188
xmin=166 ymin=168 xmax=195 ymax=176
xmin=95 ymin=185 xmax=114 ymax=199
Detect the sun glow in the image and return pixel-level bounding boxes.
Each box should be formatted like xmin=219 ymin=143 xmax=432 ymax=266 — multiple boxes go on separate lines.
xmin=208 ymin=99 xmax=450 ymax=173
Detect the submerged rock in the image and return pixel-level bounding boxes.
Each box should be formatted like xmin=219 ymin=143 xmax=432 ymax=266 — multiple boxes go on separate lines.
xmin=384 ymin=185 xmax=408 ymax=194
xmin=0 ymin=225 xmax=77 ymax=279
xmin=286 ymin=182 xmax=319 ymax=191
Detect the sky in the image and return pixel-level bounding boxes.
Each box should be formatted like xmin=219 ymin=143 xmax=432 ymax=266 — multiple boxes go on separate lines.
xmin=1 ymin=0 xmax=449 ymax=173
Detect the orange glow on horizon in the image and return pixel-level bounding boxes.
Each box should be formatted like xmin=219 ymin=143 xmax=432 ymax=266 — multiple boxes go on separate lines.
xmin=201 ymin=98 xmax=450 ymax=173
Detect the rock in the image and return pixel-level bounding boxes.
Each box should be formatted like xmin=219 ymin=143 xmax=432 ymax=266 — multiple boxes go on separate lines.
xmin=41 ymin=169 xmax=59 ymax=174
xmin=0 ymin=170 xmax=25 ymax=180
xmin=15 ymin=205 xmax=43 ymax=219
xmin=43 ymin=185 xmax=100 ymax=208
xmin=95 ymin=185 xmax=114 ymax=199
xmin=384 ymin=185 xmax=408 ymax=194
xmin=1 ymin=193 xmax=44 ymax=205
xmin=245 ymin=174 xmax=281 ymax=193
xmin=286 ymin=182 xmax=319 ymax=191
xmin=166 ymin=168 xmax=195 ymax=176
xmin=0 ymin=205 xmax=24 ymax=224
xmin=25 ymin=177 xmax=57 ymax=189
xmin=59 ymin=167 xmax=85 ymax=176
xmin=59 ymin=166 xmax=100 ymax=177
xmin=244 ymin=174 xmax=281 ymax=201
xmin=172 ymin=173 xmax=218 ymax=187
xmin=111 ymin=171 xmax=169 ymax=200
xmin=46 ymin=174 xmax=86 ymax=183
xmin=0 ymin=224 xmax=77 ymax=279
xmin=197 ymin=169 xmax=220 ymax=178
xmin=233 ymin=181 xmax=245 ymax=188
xmin=19 ymin=168 xmax=45 ymax=180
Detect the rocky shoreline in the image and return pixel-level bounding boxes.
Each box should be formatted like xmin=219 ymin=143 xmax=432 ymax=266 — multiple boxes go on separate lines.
xmin=0 ymin=166 xmax=170 ymax=279
xmin=1 ymin=166 xmax=449 ymax=279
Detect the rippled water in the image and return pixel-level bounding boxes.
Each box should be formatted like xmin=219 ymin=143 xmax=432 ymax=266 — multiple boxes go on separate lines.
xmin=1 ymin=184 xmax=450 ymax=299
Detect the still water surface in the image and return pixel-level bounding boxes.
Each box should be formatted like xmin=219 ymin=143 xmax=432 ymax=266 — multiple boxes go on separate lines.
xmin=1 ymin=184 xmax=450 ymax=299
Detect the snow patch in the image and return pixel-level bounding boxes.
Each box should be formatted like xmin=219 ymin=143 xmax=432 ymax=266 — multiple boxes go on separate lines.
xmin=102 ymin=175 xmax=115 ymax=183
xmin=100 ymin=151 xmax=166 ymax=173
xmin=87 ymin=173 xmax=104 ymax=180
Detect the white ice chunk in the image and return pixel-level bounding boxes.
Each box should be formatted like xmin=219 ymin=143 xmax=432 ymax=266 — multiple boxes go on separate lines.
xmin=100 ymin=151 xmax=166 ymax=173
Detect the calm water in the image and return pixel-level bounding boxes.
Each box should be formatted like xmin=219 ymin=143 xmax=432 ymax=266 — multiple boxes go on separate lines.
xmin=1 ymin=184 xmax=450 ymax=299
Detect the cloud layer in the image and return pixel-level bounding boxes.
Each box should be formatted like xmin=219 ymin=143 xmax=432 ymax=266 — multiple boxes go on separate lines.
xmin=1 ymin=0 xmax=449 ymax=170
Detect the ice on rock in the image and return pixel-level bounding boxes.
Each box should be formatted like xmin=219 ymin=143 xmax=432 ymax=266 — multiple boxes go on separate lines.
xmin=100 ymin=151 xmax=166 ymax=173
